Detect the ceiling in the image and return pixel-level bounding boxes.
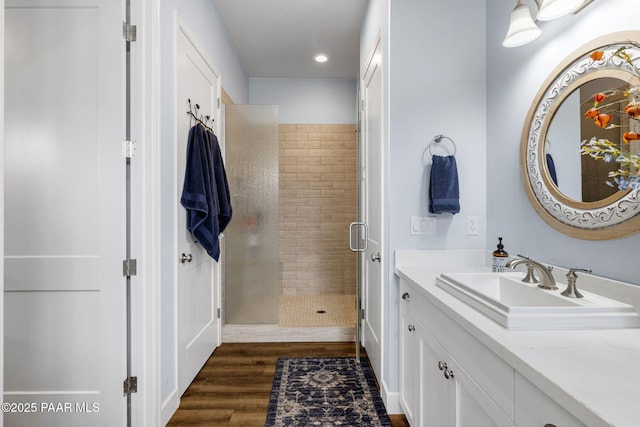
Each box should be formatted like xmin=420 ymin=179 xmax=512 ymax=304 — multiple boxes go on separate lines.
xmin=210 ymin=0 xmax=368 ymax=79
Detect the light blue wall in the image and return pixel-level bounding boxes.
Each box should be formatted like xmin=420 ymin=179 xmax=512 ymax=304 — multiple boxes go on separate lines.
xmin=360 ymin=0 xmax=487 ymax=397
xmin=249 ymin=78 xmax=357 ymax=124
xmin=159 ymin=0 xmax=248 ymax=405
xmin=486 ymin=0 xmax=640 ymax=285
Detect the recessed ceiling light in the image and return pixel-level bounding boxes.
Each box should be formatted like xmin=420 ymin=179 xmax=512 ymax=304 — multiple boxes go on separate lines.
xmin=314 ymin=54 xmax=328 ymax=63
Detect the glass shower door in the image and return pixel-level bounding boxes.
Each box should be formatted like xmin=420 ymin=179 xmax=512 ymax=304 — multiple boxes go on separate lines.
xmin=224 ymin=105 xmax=279 ymax=324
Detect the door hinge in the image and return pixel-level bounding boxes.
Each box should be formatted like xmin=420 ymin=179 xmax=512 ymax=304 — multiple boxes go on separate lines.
xmin=217 ymin=97 xmax=221 ymax=109
xmin=361 ymin=308 xmax=365 ymax=319
xmin=123 ymin=376 xmax=138 ymax=395
xmin=217 ymin=308 xmax=221 ymax=319
xmin=123 ymin=259 xmax=137 ymax=277
xmin=123 ymin=22 xmax=137 ymax=42
xmin=123 ymin=140 xmax=136 ymax=159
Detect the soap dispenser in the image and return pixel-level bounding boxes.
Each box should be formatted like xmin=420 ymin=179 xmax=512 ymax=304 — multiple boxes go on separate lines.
xmin=492 ymin=237 xmax=509 ymax=272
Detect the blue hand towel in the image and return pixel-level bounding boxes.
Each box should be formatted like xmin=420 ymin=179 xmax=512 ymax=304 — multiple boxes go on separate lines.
xmin=546 ymin=153 xmax=558 ymax=186
xmin=429 ymin=155 xmax=460 ymax=214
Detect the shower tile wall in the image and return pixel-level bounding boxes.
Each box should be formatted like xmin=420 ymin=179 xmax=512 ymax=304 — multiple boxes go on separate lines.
xmin=279 ymin=124 xmax=358 ymax=296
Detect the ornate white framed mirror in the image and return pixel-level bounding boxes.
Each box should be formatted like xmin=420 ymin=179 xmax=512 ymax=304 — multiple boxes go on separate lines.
xmin=521 ymin=31 xmax=640 ymax=240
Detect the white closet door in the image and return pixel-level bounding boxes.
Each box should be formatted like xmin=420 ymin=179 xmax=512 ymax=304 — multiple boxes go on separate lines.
xmin=4 ymin=1 xmax=126 ymax=426
xmin=176 ymin=22 xmax=222 ymax=397
xmin=361 ymin=36 xmax=385 ymax=382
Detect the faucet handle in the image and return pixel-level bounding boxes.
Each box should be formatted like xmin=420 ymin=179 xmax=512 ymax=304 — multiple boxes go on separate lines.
xmin=568 ymin=267 xmax=591 ymax=275
xmin=561 ymin=267 xmax=591 ymax=298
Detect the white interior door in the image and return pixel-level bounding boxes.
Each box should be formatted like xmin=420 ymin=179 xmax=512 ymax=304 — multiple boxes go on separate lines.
xmin=4 ymin=1 xmax=126 ymax=426
xmin=361 ymin=37 xmax=384 ymax=380
xmin=176 ymin=22 xmax=222 ymax=397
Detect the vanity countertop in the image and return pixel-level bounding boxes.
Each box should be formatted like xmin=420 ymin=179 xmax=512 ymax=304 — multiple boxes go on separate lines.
xmin=395 ymin=250 xmax=640 ymax=427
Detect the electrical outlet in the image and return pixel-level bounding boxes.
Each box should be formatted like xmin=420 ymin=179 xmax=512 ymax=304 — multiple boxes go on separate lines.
xmin=467 ymin=216 xmax=479 ymax=235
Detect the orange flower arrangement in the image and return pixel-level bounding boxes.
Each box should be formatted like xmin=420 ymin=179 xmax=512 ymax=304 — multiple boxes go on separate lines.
xmin=580 ymin=46 xmax=640 ymax=191
xmin=623 ymin=131 xmax=640 ymax=143
xmin=625 ymin=100 xmax=640 ymax=118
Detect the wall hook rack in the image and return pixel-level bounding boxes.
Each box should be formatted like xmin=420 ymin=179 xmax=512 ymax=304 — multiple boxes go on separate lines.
xmin=187 ymin=98 xmax=215 ymax=133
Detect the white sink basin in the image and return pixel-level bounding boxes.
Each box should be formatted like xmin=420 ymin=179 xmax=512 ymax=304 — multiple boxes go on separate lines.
xmin=436 ymin=272 xmax=640 ymax=330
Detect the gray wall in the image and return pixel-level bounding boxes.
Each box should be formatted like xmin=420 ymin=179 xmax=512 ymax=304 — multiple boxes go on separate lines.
xmin=249 ymin=78 xmax=357 ymax=124
xmin=360 ymin=0 xmax=487 ymax=399
xmin=486 ymin=0 xmax=640 ymax=285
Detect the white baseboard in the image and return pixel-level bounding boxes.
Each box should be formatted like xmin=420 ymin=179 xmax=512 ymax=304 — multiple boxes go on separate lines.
xmin=381 ymin=382 xmax=403 ymax=415
xmin=161 ymin=389 xmax=179 ymax=426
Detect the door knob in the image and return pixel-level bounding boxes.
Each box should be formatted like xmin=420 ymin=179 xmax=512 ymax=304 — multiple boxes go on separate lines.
xmin=370 ymin=252 xmax=381 ymax=262
xmin=180 ymin=253 xmax=193 ymax=264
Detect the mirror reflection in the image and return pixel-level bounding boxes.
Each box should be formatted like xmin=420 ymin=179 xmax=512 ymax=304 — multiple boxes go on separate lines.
xmin=547 ymin=77 xmax=634 ymax=202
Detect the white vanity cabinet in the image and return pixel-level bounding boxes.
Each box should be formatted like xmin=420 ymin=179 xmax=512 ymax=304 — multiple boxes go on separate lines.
xmin=399 ymin=279 xmax=513 ymax=427
xmin=514 ymin=373 xmax=584 ymax=427
xmin=395 ymin=250 xmax=640 ymax=426
xmin=399 ymin=277 xmax=590 ymax=427
xmin=399 ymin=298 xmax=419 ymax=425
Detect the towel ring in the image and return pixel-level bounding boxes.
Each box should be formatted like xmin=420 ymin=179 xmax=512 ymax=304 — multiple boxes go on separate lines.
xmin=428 ymin=135 xmax=456 ymax=156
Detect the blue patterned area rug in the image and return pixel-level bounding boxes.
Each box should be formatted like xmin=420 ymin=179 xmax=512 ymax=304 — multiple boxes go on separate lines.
xmin=265 ymin=357 xmax=392 ymax=427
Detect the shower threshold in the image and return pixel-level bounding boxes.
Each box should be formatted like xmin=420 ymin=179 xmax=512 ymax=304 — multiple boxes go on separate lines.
xmin=223 ymin=294 xmax=357 ymax=343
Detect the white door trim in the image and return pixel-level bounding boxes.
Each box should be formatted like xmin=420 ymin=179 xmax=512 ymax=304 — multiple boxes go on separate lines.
xmin=0 ymin=2 xmax=5 ymax=425
xmin=130 ymin=0 xmax=162 ymax=425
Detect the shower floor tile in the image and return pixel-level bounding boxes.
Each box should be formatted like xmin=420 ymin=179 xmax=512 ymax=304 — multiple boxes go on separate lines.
xmin=279 ymin=294 xmax=356 ymax=327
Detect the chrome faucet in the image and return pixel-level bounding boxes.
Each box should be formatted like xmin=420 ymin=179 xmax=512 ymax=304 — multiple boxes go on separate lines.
xmin=505 ymin=258 xmax=557 ymax=290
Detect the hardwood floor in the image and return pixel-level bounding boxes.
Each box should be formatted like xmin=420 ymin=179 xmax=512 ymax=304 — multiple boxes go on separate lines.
xmin=167 ymin=342 xmax=409 ymax=426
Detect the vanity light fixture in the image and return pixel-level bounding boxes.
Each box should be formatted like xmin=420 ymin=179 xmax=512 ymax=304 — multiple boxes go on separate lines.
xmin=502 ymin=0 xmax=542 ymax=48
xmin=536 ymin=0 xmax=586 ymax=21
xmin=314 ymin=54 xmax=328 ymax=63
xmin=503 ymin=0 xmax=593 ymax=47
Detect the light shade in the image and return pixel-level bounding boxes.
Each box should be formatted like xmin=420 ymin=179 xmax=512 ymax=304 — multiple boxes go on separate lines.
xmin=536 ymin=0 xmax=586 ymax=21
xmin=503 ymin=2 xmax=542 ymax=48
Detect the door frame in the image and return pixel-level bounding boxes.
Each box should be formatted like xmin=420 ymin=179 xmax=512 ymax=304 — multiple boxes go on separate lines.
xmin=129 ymin=0 xmax=162 ymax=425
xmin=0 ymin=2 xmax=5 ymax=425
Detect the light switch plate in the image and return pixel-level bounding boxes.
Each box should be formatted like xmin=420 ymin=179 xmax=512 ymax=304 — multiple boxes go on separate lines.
xmin=411 ymin=216 xmax=436 ymax=235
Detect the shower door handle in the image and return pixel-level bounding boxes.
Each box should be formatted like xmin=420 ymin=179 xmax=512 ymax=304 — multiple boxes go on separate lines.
xmin=349 ymin=222 xmax=368 ymax=252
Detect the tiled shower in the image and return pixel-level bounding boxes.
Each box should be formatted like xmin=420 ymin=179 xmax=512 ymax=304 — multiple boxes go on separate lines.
xmin=224 ymin=109 xmax=357 ymax=330
xmin=278 ymin=124 xmax=358 ymax=328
